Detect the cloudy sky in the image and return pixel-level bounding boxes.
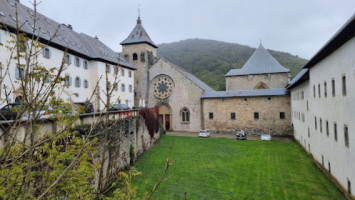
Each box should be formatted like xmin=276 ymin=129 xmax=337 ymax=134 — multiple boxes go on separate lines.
xmin=21 ymin=0 xmax=354 ymax=59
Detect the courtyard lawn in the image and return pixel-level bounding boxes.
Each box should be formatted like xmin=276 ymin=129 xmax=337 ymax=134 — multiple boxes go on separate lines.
xmin=133 ymin=135 xmax=345 ymax=200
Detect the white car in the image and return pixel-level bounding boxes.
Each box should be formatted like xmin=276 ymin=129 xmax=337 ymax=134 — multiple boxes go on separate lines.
xmin=199 ymin=130 xmax=210 ymax=137
xmin=261 ymin=133 xmax=271 ymax=141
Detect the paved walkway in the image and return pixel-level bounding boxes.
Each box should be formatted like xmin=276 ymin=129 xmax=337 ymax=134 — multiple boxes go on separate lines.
xmin=166 ymin=131 xmax=295 ymax=142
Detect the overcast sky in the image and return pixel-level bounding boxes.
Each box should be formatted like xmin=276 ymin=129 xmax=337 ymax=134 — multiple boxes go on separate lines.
xmin=21 ymin=0 xmax=354 ymax=59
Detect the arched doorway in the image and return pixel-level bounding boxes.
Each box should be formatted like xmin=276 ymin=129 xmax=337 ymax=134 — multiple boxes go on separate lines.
xmin=159 ymin=104 xmax=171 ymax=131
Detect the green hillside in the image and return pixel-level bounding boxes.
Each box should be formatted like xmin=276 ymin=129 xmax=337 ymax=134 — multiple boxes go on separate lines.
xmin=157 ymin=39 xmax=308 ymax=90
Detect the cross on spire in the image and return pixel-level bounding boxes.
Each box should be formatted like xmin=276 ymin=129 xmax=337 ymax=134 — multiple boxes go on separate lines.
xmin=137 ymin=4 xmax=142 ymax=24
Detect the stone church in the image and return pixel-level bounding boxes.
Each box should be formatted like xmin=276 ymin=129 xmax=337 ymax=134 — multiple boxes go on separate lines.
xmin=121 ymin=15 xmax=292 ymax=136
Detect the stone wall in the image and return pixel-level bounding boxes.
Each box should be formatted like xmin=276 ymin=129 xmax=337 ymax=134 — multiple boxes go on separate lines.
xmin=202 ymin=95 xmax=292 ymax=136
xmin=226 ymin=73 xmax=290 ymax=90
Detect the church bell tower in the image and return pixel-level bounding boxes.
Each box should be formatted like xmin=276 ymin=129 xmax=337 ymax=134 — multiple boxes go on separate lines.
xmin=120 ymin=14 xmax=157 ymax=107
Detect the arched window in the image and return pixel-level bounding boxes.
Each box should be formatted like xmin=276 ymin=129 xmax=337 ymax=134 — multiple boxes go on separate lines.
xmin=180 ymin=107 xmax=190 ymax=123
xmin=132 ymin=53 xmax=138 ymax=60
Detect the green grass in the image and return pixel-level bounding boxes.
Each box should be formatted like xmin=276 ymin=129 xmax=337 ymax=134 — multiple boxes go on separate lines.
xmin=133 ymin=136 xmax=345 ymax=200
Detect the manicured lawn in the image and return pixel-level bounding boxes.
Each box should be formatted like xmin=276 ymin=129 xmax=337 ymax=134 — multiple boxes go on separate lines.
xmin=133 ymin=135 xmax=345 ymax=199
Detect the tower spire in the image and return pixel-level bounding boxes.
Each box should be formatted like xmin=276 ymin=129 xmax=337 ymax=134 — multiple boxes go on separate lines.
xmin=137 ymin=4 xmax=142 ymax=24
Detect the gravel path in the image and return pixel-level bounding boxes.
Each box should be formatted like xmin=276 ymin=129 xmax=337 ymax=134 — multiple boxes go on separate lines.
xmin=166 ymin=131 xmax=295 ymax=142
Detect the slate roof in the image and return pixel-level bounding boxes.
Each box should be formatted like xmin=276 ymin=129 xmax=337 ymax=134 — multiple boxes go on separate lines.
xmin=0 ymin=0 xmax=135 ymax=69
xmin=120 ymin=16 xmax=158 ymax=48
xmin=225 ymin=44 xmax=290 ymax=77
xmin=162 ymin=59 xmax=215 ymax=93
xmin=286 ymin=69 xmax=309 ymax=89
xmin=201 ymin=88 xmax=289 ymax=99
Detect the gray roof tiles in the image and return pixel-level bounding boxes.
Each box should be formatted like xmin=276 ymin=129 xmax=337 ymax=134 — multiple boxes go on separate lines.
xmin=0 ymin=0 xmax=135 ymax=69
xmin=163 ymin=59 xmax=215 ymax=93
xmin=120 ymin=16 xmax=158 ymax=48
xmin=225 ymin=44 xmax=290 ymax=77
xmin=201 ymin=88 xmax=289 ymax=99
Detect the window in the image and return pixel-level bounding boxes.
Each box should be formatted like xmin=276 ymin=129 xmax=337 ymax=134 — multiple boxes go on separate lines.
xmin=306 ymin=100 xmax=309 ymax=111
xmin=124 ymin=54 xmax=129 ymax=60
xmin=334 ymin=123 xmax=338 ymax=141
xmin=129 ymin=71 xmax=132 ymax=78
xmin=280 ymin=112 xmax=285 ymax=119
xmin=332 ymin=79 xmax=335 ymax=96
xmin=344 ymin=125 xmax=349 ymax=147
xmin=301 ymin=91 xmax=304 ymax=100
xmin=0 ymin=62 xmax=2 ymax=77
xmin=43 ymin=48 xmax=51 ymax=59
xmin=140 ymin=52 xmax=145 ymax=62
xmin=65 ymin=55 xmax=71 ymax=64
xmin=83 ymin=79 xmax=89 ymax=88
xmin=324 ymin=82 xmax=327 ymax=97
xmin=74 ymin=57 xmax=80 ymax=67
xmin=267 ymin=97 xmax=271 ymax=101
xmin=133 ymin=53 xmax=138 ymax=60
xmin=83 ymin=61 xmax=88 ymax=69
xmin=15 ymin=66 xmax=26 ymax=80
xmin=181 ymin=107 xmax=190 ymax=123
xmin=322 ymin=155 xmax=324 ymax=166
xmin=231 ymin=112 xmax=236 ymax=120
xmin=121 ymin=84 xmax=125 ymax=92
xmin=315 ymin=117 xmax=317 ymax=130
xmin=254 ymin=112 xmax=259 ymax=120
xmin=342 ymin=75 xmax=346 ymax=96
xmin=348 ymin=179 xmax=352 ymax=195
xmin=209 ymin=112 xmax=213 ymax=120
xmin=106 ymin=64 xmax=111 ymax=73
xmin=113 ymin=83 xmax=118 ymax=91
xmin=129 ymin=85 xmax=132 ymax=92
xmin=114 ymin=66 xmax=119 ymax=75
xmin=326 ymin=120 xmax=329 ymax=136
xmin=308 ymin=127 xmax=310 ymax=138
xmin=44 ymin=72 xmax=51 ymax=83
xmin=318 ymin=84 xmax=321 ymax=98
xmin=64 ymin=74 xmax=72 ymax=86
xmin=328 ymin=162 xmax=331 ymax=173
xmin=320 ymin=118 xmax=322 ymax=133
xmin=75 ymin=77 xmax=81 ymax=87
xmin=244 ymin=98 xmax=248 ymax=101
xmin=313 ymin=85 xmax=316 ymax=98
xmin=121 ymin=69 xmax=125 ymax=76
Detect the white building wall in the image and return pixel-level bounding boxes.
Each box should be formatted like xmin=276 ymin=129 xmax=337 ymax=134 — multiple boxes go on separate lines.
xmin=0 ymin=29 xmax=134 ymax=110
xmin=291 ymin=37 xmax=355 ymax=196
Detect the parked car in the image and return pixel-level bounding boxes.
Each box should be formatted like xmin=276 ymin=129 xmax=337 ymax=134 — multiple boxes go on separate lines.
xmin=108 ymin=104 xmax=130 ymax=111
xmin=236 ymin=131 xmax=247 ymax=140
xmin=0 ymin=103 xmax=26 ymax=120
xmin=22 ymin=106 xmax=51 ymax=120
xmin=261 ymin=133 xmax=272 ymax=141
xmin=199 ymin=130 xmax=210 ymax=138
xmin=74 ymin=102 xmax=94 ymax=113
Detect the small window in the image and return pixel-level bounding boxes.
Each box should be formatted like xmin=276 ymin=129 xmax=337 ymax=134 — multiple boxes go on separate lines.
xmin=83 ymin=79 xmax=89 ymax=88
xmin=0 ymin=62 xmax=2 ymax=77
xmin=129 ymin=85 xmax=132 ymax=92
xmin=318 ymin=84 xmax=321 ymax=98
xmin=43 ymin=48 xmax=51 ymax=59
xmin=315 ymin=117 xmax=317 ymax=130
xmin=65 ymin=55 xmax=71 ymax=64
xmin=326 ymin=120 xmax=329 ymax=136
xmin=121 ymin=69 xmax=125 ymax=76
xmin=113 ymin=83 xmax=118 ymax=91
xmin=332 ymin=79 xmax=335 ymax=97
xmin=308 ymin=127 xmax=310 ymax=138
xmin=348 ymin=179 xmax=351 ymax=195
xmin=342 ymin=75 xmax=346 ymax=96
xmin=306 ymin=100 xmax=309 ymax=111
xmin=280 ymin=112 xmax=285 ymax=119
xmin=75 ymin=77 xmax=81 ymax=87
xmin=140 ymin=52 xmax=145 ymax=62
xmin=267 ymin=97 xmax=271 ymax=101
xmin=133 ymin=53 xmax=138 ymax=60
xmin=324 ymin=82 xmax=327 ymax=97
xmin=322 ymin=155 xmax=324 ymax=166
xmin=301 ymin=91 xmax=304 ymax=100
xmin=106 ymin=64 xmax=111 ymax=73
xmin=313 ymin=85 xmax=316 ymax=98
xmin=74 ymin=57 xmax=80 ymax=67
xmin=334 ymin=123 xmax=338 ymax=141
xmin=121 ymin=84 xmax=125 ymax=92
xmin=181 ymin=108 xmax=190 ymax=123
xmin=129 ymin=71 xmax=132 ymax=78
xmin=64 ymin=74 xmax=72 ymax=86
xmin=328 ymin=162 xmax=331 ymax=173
xmin=15 ymin=66 xmax=26 ymax=80
xmin=231 ymin=112 xmax=236 ymax=120
xmin=244 ymin=98 xmax=248 ymax=101
xmin=320 ymin=118 xmax=323 ymax=133
xmin=254 ymin=112 xmax=259 ymax=120
xmin=344 ymin=125 xmax=349 ymax=147
xmin=209 ymin=112 xmax=213 ymax=120
xmin=83 ymin=61 xmax=88 ymax=69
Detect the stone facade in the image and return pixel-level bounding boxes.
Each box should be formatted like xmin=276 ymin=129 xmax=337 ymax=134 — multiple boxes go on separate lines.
xmin=148 ymin=59 xmax=204 ymax=132
xmin=226 ymin=73 xmax=290 ymax=90
xmin=202 ymin=96 xmax=292 ymax=136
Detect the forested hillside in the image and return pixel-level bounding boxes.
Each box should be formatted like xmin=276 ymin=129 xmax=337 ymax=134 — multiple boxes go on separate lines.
xmin=157 ymin=39 xmax=308 ymax=90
